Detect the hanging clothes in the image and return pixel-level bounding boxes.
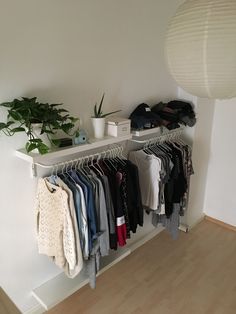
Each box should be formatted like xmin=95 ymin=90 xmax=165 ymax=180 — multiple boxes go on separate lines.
xmin=129 ymin=137 xmax=193 ymax=239
xmin=35 ymin=149 xmax=143 ymax=287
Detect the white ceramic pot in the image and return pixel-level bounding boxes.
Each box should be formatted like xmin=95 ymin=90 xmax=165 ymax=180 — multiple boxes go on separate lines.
xmin=31 ymin=123 xmax=51 ymax=152
xmin=91 ymin=117 xmax=105 ymax=139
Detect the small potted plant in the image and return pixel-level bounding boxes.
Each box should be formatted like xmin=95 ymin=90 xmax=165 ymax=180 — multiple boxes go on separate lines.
xmin=0 ymin=97 xmax=78 ymax=154
xmin=91 ymin=93 xmax=121 ymax=138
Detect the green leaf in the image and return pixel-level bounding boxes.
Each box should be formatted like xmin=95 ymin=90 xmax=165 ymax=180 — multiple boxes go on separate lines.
xmin=0 ymin=102 xmax=12 ymax=107
xmin=26 ymin=140 xmax=49 ymax=154
xmin=37 ymin=143 xmax=49 ymax=154
xmin=8 ymin=111 xmax=22 ymax=121
xmin=22 ymin=97 xmax=37 ymax=102
xmin=94 ymin=103 xmax=98 ymax=117
xmin=50 ymin=103 xmax=63 ymax=107
xmin=0 ymin=122 xmax=7 ymax=130
xmin=61 ymin=123 xmax=74 ymax=133
xmin=29 ymin=138 xmax=43 ymax=143
xmin=26 ymin=142 xmax=37 ymax=153
xmin=6 ymin=121 xmax=15 ymax=126
xmin=57 ymin=109 xmax=68 ymax=113
xmin=51 ymin=139 xmax=61 ymax=147
xmin=0 ymin=122 xmax=7 ymax=127
xmin=10 ymin=127 xmax=25 ymax=133
xmin=60 ymin=114 xmax=70 ymax=121
xmin=41 ymin=129 xmax=54 ymax=134
xmin=68 ymin=117 xmax=79 ymax=123
xmin=101 ymin=110 xmax=121 ymax=118
xmin=98 ymin=93 xmax=105 ymax=115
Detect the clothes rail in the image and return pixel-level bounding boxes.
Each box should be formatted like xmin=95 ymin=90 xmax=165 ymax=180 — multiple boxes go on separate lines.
xmin=31 ymin=145 xmax=124 ymax=177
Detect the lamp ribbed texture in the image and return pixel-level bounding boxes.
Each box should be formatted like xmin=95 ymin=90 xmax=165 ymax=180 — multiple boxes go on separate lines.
xmin=165 ymin=0 xmax=236 ymax=99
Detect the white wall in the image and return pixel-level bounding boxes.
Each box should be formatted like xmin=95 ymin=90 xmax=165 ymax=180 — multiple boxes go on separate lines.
xmin=204 ymin=99 xmax=236 ymax=226
xmin=186 ymin=98 xmax=215 ymax=227
xmin=177 ymin=89 xmax=216 ymax=228
xmin=0 ymin=1 xmax=182 ymax=312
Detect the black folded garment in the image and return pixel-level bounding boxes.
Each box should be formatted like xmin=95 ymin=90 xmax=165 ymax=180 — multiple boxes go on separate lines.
xmin=167 ymin=100 xmax=196 ymax=127
xmin=151 ymin=100 xmax=196 ymax=129
xmin=129 ymin=103 xmax=162 ymax=130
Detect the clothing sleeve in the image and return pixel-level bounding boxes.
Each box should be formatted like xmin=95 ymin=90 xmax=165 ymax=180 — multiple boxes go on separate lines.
xmin=115 ymin=172 xmax=127 ymax=246
xmin=35 ymin=178 xmax=42 ymax=236
xmin=132 ymin=163 xmax=143 ymax=227
xmin=97 ymin=180 xmax=109 ymax=256
xmin=62 ymin=196 xmax=77 ymax=271
xmin=56 ymin=178 xmax=83 ymax=277
xmin=76 ymin=184 xmax=89 ymax=260
xmin=116 ymin=217 xmax=127 ymax=247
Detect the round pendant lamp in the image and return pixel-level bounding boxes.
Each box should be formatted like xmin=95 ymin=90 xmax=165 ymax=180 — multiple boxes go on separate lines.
xmin=165 ymin=0 xmax=236 ymax=99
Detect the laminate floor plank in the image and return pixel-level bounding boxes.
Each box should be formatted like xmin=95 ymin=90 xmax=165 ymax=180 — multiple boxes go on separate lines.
xmin=47 ymin=221 xmax=236 ymax=314
xmin=0 ymin=288 xmax=21 ymax=314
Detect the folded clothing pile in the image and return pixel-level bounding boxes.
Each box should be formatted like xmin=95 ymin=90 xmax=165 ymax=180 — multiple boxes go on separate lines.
xmin=129 ymin=100 xmax=196 ymax=130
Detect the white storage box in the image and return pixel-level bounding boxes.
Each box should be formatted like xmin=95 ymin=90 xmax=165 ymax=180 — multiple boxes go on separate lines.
xmin=106 ymin=117 xmax=131 ymax=137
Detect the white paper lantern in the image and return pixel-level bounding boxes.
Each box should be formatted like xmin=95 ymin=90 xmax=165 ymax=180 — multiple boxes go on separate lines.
xmin=165 ymin=0 xmax=236 ymax=99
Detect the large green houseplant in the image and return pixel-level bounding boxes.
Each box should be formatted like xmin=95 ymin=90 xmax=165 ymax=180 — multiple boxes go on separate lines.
xmin=0 ymin=97 xmax=78 ymax=154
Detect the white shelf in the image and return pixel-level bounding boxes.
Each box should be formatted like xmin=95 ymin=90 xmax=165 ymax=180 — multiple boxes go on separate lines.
xmin=131 ymin=127 xmax=162 ymax=137
xmin=15 ymin=134 xmax=132 ymax=164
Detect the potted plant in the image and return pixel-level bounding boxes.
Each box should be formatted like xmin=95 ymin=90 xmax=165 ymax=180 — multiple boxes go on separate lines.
xmin=91 ymin=93 xmax=121 ymax=138
xmin=0 ymin=97 xmax=78 ymax=154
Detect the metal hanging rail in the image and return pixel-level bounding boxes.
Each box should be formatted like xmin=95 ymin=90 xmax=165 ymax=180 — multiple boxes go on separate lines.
xmin=31 ymin=145 xmax=124 ymax=177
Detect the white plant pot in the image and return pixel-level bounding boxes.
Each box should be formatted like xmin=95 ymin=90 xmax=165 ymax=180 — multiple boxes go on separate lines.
xmin=31 ymin=123 xmax=51 ymax=153
xmin=91 ymin=117 xmax=105 ymax=139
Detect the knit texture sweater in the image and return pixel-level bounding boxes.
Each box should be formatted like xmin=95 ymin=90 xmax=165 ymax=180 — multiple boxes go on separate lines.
xmin=35 ymin=178 xmax=77 ymax=271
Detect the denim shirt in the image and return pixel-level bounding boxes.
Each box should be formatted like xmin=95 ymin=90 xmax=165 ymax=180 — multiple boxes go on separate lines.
xmin=69 ymin=171 xmax=98 ymax=255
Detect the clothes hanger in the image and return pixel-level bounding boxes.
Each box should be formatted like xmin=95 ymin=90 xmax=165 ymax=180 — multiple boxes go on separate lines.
xmin=104 ymin=149 xmax=118 ymax=171
xmin=168 ymin=132 xmax=183 ymax=150
xmin=145 ymin=139 xmax=171 ymax=171
xmin=111 ymin=146 xmax=120 ymax=163
xmin=94 ymin=153 xmax=105 ymax=175
xmin=77 ymin=156 xmax=89 ymax=177
xmin=175 ymin=132 xmax=186 ymax=146
xmin=82 ymin=155 xmax=92 ymax=175
xmin=158 ymin=139 xmax=172 ymax=152
xmin=65 ymin=159 xmax=78 ymax=184
xmin=75 ymin=157 xmax=88 ymax=179
xmin=57 ymin=161 xmax=69 ymax=182
xmin=116 ymin=146 xmax=126 ymax=166
xmin=105 ymin=148 xmax=118 ymax=171
xmin=143 ymin=139 xmax=154 ymax=154
xmin=144 ymin=138 xmax=164 ymax=156
xmin=146 ymin=142 xmax=168 ymax=168
xmin=119 ymin=146 xmax=127 ymax=159
xmin=90 ymin=154 xmax=103 ymax=176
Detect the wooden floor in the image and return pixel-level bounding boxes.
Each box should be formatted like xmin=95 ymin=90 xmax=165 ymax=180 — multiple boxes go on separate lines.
xmin=0 ymin=287 xmax=21 ymax=314
xmin=47 ymin=220 xmax=236 ymax=314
